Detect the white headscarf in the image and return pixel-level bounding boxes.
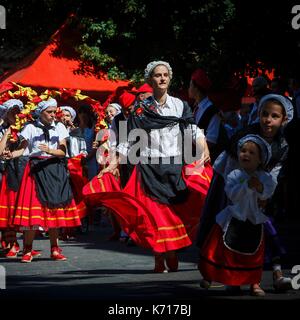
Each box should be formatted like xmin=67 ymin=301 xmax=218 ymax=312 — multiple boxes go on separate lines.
xmin=34 ymin=98 xmax=57 ymax=117
xmin=60 ymin=106 xmax=77 ymax=121
xmin=144 ymin=60 xmax=173 ymax=81
xmin=258 ymin=94 xmax=294 ymax=124
xmin=238 ymin=134 xmax=272 ymax=167
xmin=108 ymin=103 xmax=122 ymax=115
xmin=0 ymin=99 xmax=24 ymax=119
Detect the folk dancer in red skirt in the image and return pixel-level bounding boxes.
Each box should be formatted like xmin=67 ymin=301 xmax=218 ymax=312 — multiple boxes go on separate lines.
xmin=84 ymin=61 xmax=212 ymax=273
xmin=0 ymin=99 xmax=26 ymax=257
xmin=198 ymin=134 xmax=277 ymax=296
xmin=59 ymin=105 xmax=88 ymax=239
xmin=11 ymin=98 xmax=82 ymax=262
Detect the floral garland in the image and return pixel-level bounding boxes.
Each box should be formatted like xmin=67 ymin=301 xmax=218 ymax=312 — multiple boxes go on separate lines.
xmin=0 ymin=82 xmax=39 ymax=141
xmin=0 ymin=82 xmax=108 ymax=142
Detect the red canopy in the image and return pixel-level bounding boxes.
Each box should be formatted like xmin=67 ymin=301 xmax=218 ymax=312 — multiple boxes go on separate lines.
xmin=0 ymin=16 xmax=129 ymax=101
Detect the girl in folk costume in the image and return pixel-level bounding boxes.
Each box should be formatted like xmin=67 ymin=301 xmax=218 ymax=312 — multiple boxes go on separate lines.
xmin=11 ymin=98 xmax=82 ymax=262
xmin=105 ymin=103 xmax=122 ymax=127
xmin=104 ymin=94 xmax=135 ymax=242
xmin=84 ymin=61 xmax=212 ymax=272
xmin=60 ymin=106 xmax=88 ymax=198
xmin=97 ymin=94 xmax=136 ymax=242
xmin=93 ymin=103 xmax=122 ymax=166
xmin=197 ymin=94 xmax=294 ymax=291
xmin=96 ymin=101 xmax=124 ymax=241
xmin=59 ymin=106 xmax=88 ymax=239
xmin=60 ymin=106 xmax=87 ymax=158
xmin=97 ymin=102 xmax=123 ymax=172
xmin=199 ymin=135 xmax=277 ymax=296
xmin=77 ymin=105 xmax=99 ymax=180
xmin=0 ymin=99 xmax=27 ymax=257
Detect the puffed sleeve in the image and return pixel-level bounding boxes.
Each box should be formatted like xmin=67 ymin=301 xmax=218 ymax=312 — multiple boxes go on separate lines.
xmin=224 ymin=169 xmax=253 ymax=203
xmin=56 ymin=122 xmax=69 ymax=141
xmin=257 ymin=171 xmax=277 ymax=200
xmin=20 ymin=123 xmax=34 ymax=142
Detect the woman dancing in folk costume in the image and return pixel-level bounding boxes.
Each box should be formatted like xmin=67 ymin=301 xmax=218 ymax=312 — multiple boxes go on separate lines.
xmin=0 ymin=99 xmax=28 ymax=257
xmin=84 ymin=61 xmax=212 ymax=273
xmin=199 ymin=134 xmax=277 ymax=296
xmin=94 ymin=100 xmax=124 ymax=241
xmin=11 ymin=98 xmax=82 ymax=262
xmin=197 ymin=93 xmax=294 ymax=292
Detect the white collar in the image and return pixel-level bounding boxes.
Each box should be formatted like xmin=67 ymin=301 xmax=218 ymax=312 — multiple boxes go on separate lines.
xmin=153 ymin=94 xmax=170 ymax=109
xmin=36 ymin=119 xmax=56 ymax=128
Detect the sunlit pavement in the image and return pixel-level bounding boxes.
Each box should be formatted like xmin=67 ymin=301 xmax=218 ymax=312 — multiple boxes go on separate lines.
xmin=0 ymin=215 xmax=299 ymax=304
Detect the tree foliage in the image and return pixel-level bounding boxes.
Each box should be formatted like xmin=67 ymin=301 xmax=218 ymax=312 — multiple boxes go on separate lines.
xmin=1 ymin=1 xmax=300 ymax=91
xmin=75 ymin=0 xmax=300 ymax=88
xmin=76 ymin=0 xmax=237 ymax=88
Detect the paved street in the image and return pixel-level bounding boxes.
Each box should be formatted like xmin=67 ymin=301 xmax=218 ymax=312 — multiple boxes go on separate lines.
xmin=0 ymin=214 xmax=299 ymax=309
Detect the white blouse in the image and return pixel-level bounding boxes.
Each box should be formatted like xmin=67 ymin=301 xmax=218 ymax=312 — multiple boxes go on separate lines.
xmin=216 ymin=168 xmax=277 ymax=229
xmin=117 ymin=95 xmax=204 ymax=160
xmin=21 ymin=121 xmax=69 ymax=157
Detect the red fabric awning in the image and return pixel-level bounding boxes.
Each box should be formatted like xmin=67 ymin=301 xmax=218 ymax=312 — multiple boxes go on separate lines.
xmin=0 ymin=15 xmax=129 ymax=100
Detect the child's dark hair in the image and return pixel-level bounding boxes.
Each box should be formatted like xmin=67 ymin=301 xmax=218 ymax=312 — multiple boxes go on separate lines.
xmin=260 ymin=98 xmax=286 ymax=117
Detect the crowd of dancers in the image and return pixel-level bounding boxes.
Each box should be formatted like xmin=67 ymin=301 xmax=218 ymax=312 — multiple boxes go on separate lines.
xmin=1 ymin=60 xmax=299 ymax=297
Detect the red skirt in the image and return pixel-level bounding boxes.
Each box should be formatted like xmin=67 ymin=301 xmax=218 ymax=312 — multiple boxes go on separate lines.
xmin=0 ymin=173 xmax=17 ymax=229
xmin=12 ymin=163 xmax=83 ymax=230
xmin=174 ymin=161 xmax=212 ymax=240
xmin=199 ymin=224 xmax=264 ymax=286
xmin=83 ymin=162 xmax=212 ymax=253
xmin=67 ymin=156 xmax=88 ymax=219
